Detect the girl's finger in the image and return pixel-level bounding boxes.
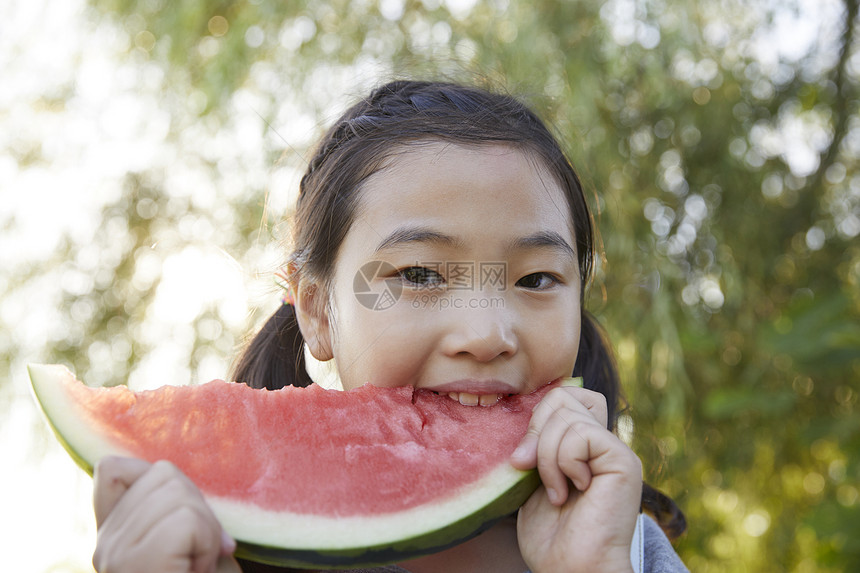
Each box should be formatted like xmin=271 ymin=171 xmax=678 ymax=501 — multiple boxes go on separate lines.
xmin=511 ymin=387 xmax=605 ymax=470
xmin=510 ymin=425 xmax=540 ymax=469
xmin=558 ymin=386 xmax=609 ymax=428
xmin=556 ymin=420 xmax=601 ymax=493
xmin=529 ymin=387 xmax=609 ymax=435
xmin=220 ymin=529 xmax=237 ymax=557
xmin=132 ymin=503 xmax=223 ymax=573
xmin=574 ymin=426 xmax=643 ymax=485
xmin=556 ymin=421 xmax=643 ymax=504
xmin=542 ymin=411 xmax=610 ymax=501
xmin=94 ymin=459 xmax=230 ymax=573
xmin=98 ymin=459 xmax=187 ymax=535
xmin=534 ymin=412 xmax=577 ymax=504
xmin=93 ymin=456 xmax=154 ymax=528
xmin=106 ymin=461 xmax=222 ymax=550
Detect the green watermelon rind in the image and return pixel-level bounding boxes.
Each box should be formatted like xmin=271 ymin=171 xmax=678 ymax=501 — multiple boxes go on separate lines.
xmin=28 ymin=363 xmax=548 ymax=569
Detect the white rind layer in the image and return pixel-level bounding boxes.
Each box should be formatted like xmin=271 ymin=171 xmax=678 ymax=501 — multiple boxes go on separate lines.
xmin=29 ymin=363 xmax=533 ymax=551
xmin=29 ymin=364 xmax=130 ymax=466
xmin=208 ymin=462 xmax=527 ymax=549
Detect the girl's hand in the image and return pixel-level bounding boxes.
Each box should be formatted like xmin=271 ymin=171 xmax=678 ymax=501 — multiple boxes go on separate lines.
xmin=92 ymin=456 xmax=241 ymax=573
xmin=510 ymin=387 xmax=642 ymax=573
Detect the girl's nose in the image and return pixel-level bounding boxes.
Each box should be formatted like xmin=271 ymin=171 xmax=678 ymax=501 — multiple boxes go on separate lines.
xmin=440 ymin=305 xmax=518 ymax=362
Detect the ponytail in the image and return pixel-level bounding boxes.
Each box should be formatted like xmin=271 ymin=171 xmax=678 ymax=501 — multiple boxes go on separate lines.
xmin=231 ymin=304 xmax=314 ymax=390
xmin=575 ymin=310 xmax=687 ymax=539
xmin=642 ymin=483 xmax=687 ymax=540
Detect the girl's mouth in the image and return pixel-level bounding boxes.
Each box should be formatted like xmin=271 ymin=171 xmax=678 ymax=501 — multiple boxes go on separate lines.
xmin=427 ymin=379 xmax=518 ymax=405
xmin=435 ymin=391 xmax=510 ymax=406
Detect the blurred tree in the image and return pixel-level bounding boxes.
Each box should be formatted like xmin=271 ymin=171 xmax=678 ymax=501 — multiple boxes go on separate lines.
xmin=6 ymin=0 xmax=858 ymax=570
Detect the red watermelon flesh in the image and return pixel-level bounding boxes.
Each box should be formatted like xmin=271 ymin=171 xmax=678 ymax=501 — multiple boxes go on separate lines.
xmin=55 ymin=376 xmax=545 ymax=516
xmin=29 ymin=364 xmax=567 ymax=568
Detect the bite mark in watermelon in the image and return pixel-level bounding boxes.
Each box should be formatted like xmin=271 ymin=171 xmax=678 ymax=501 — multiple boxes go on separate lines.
xmin=28 ymin=364 xmax=576 ymax=569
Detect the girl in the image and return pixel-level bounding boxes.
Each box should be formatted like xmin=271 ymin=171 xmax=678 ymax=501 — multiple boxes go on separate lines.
xmin=91 ymin=80 xmax=688 ymax=573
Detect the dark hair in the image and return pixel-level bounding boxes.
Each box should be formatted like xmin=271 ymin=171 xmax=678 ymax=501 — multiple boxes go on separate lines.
xmin=231 ymin=79 xmax=685 ymax=538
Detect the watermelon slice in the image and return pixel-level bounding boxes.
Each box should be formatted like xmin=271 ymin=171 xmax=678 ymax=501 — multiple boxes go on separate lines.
xmin=29 ymin=363 xmax=577 ymax=569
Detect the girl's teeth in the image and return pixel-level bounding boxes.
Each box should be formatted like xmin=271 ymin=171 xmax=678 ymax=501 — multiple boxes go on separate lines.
xmin=446 ymin=392 xmax=501 ymax=406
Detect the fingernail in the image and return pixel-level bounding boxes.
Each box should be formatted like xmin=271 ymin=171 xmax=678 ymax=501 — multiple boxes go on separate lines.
xmin=510 ymin=443 xmax=526 ymax=460
xmin=221 ymin=530 xmax=236 ymax=554
xmin=546 ymin=488 xmax=559 ymax=504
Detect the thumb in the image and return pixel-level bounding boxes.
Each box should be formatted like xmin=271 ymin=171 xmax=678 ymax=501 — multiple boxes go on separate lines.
xmin=510 ymin=429 xmax=539 ymax=469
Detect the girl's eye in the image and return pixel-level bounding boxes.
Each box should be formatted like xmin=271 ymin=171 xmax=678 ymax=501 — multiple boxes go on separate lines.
xmin=516 ymin=272 xmax=558 ymax=290
xmin=399 ymin=266 xmax=445 ymax=288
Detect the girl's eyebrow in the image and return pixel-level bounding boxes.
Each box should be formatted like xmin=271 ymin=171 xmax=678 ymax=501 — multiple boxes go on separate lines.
xmin=374 ymin=226 xmax=575 ymax=259
xmin=374 ymin=226 xmax=463 ymax=254
xmin=509 ymin=231 xmax=576 ymax=260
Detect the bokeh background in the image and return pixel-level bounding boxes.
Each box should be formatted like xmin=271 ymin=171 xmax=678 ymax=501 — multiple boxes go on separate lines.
xmin=2 ymin=0 xmax=859 ymax=571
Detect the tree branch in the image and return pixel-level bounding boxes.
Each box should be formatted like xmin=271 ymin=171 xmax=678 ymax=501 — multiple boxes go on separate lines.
xmin=807 ymin=0 xmax=858 ymax=198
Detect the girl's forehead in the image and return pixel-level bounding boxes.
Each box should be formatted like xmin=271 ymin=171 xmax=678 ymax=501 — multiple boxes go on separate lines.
xmin=351 ymin=142 xmax=576 ymax=244
xmin=365 ymin=142 xmax=566 ymax=208
xmin=381 ymin=140 xmax=541 ymax=172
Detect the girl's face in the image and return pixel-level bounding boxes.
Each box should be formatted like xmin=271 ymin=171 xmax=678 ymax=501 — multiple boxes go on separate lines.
xmin=305 ymin=143 xmax=582 ymax=403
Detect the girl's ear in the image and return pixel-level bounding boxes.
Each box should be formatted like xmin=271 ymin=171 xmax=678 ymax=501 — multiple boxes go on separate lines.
xmin=293 ymin=279 xmax=334 ymax=362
